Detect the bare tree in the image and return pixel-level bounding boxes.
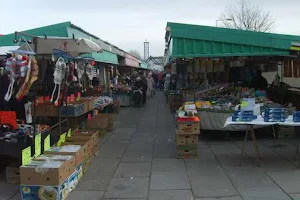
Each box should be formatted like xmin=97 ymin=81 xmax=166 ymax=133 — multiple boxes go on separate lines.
xmin=220 ymin=0 xmax=275 ymax=32
xmin=129 ymin=50 xmax=142 ymax=60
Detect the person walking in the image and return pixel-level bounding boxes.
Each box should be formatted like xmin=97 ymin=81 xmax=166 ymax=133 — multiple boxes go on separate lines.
xmin=147 ymin=72 xmax=155 ymax=98
xmin=138 ymin=71 xmax=148 ymax=104
xmin=158 ymin=71 xmax=164 ymax=90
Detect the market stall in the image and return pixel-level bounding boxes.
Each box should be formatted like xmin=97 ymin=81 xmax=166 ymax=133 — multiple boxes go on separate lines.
xmin=163 ymin=22 xmax=300 ymax=133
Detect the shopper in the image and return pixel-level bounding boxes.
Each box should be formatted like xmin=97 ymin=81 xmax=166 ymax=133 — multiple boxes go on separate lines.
xmin=158 ymin=71 xmax=164 ymax=90
xmin=146 ymin=72 xmax=155 ymax=98
xmin=252 ymin=70 xmax=268 ymax=90
xmin=139 ymin=71 xmax=148 ymax=104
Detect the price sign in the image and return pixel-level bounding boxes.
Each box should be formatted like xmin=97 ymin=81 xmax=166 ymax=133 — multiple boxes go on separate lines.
xmin=44 ymin=135 xmax=50 ymax=151
xmin=34 ymin=133 xmax=42 ymax=157
xmin=57 ymin=133 xmax=67 ymax=147
xmin=241 ymin=101 xmax=248 ymax=107
xmin=22 ymin=146 xmax=32 ymax=166
xmin=67 ymin=129 xmax=72 ymax=137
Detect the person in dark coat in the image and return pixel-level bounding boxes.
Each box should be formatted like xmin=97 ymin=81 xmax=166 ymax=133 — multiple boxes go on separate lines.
xmin=138 ymin=71 xmax=148 ymax=104
xmin=252 ymin=70 xmax=268 ymax=90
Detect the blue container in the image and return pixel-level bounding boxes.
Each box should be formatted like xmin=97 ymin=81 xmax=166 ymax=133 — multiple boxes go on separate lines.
xmin=264 ymin=117 xmax=285 ymax=122
xmin=60 ymin=104 xmax=85 ymax=117
xmin=265 ymin=108 xmax=286 ymax=114
xmin=293 ymin=111 xmax=300 ymax=118
xmin=293 ymin=116 xmax=300 ymax=122
xmin=233 ymin=110 xmax=253 ymax=117
xmin=232 ymin=116 xmax=253 ymax=122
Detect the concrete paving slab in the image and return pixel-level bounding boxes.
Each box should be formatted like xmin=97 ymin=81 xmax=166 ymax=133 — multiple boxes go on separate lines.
xmin=87 ymin=158 xmax=120 ymax=176
xmin=195 ymin=197 xmax=243 ymax=200
xmin=238 ymin=187 xmax=292 ymax=200
xmin=289 ymin=193 xmax=300 ymax=200
xmin=114 ymin=128 xmax=136 ymax=134
xmin=209 ymin=144 xmax=242 ymax=155
xmin=186 ymin=159 xmax=225 ymax=176
xmin=104 ymin=177 xmax=149 ymax=199
xmin=267 ymin=171 xmax=300 ymax=193
xmin=190 ymin=175 xmax=239 ymax=198
xmin=66 ymin=191 xmax=104 ymax=200
xmin=216 ymin=154 xmax=256 ymax=169
xmin=127 ymin=141 xmax=154 ymax=151
xmin=153 ymin=143 xmax=176 ymax=158
xmin=149 ymin=190 xmax=195 ymax=200
xmin=109 ymin=133 xmax=133 ymax=140
xmin=114 ymin=162 xmax=151 ymax=178
xmin=152 ymin=158 xmax=186 ymax=172
xmin=75 ymin=175 xmax=112 ymax=191
xmin=150 ymin=171 xmax=191 ymax=190
xmin=0 ymin=182 xmax=19 ymax=200
xmin=225 ymin=167 xmax=276 ymax=188
xmin=122 ymin=150 xmax=152 ymax=162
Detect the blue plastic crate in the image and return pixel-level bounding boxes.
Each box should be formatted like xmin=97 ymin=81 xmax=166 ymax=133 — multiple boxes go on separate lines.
xmin=60 ymin=104 xmax=85 ymax=117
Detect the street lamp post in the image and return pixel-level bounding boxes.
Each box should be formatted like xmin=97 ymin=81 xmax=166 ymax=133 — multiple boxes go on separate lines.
xmin=216 ymin=19 xmax=233 ymax=27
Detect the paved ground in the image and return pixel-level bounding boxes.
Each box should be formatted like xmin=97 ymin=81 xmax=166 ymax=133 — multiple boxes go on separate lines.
xmin=2 ymin=91 xmax=300 ymax=200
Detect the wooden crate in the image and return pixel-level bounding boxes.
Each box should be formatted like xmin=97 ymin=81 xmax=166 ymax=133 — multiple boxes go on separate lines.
xmin=278 ymin=126 xmax=295 ymax=139
xmin=178 ymin=122 xmax=200 ymax=135
xmin=176 ymin=134 xmax=198 ymax=146
xmin=176 ymin=149 xmax=198 ymax=159
xmin=6 ymin=166 xmax=20 ymax=184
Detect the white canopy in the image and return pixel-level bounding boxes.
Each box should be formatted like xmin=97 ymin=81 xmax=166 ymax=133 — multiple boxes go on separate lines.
xmin=0 ymin=46 xmax=19 ymax=55
xmin=17 ymin=37 xmax=102 ymax=56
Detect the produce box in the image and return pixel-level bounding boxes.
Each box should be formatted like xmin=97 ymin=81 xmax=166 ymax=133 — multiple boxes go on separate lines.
xmin=6 ymin=166 xmax=20 ymax=184
xmin=34 ymin=155 xmax=76 ymax=174
xmin=68 ymin=170 xmax=79 ymax=192
xmin=20 ymin=179 xmax=69 ymax=200
xmin=97 ymin=114 xmax=114 ymax=131
xmin=176 ymin=133 xmax=198 ymax=146
xmin=85 ymin=117 xmax=108 ymax=133
xmin=176 ymin=149 xmax=198 ymax=159
xmin=176 ymin=145 xmax=198 ymax=151
xmin=177 ymin=117 xmax=200 ymax=135
xmin=20 ymin=160 xmax=74 ymax=186
xmin=35 ymin=103 xmax=58 ymax=117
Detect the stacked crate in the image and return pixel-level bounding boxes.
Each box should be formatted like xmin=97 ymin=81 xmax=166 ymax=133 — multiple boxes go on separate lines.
xmin=176 ymin=117 xmax=200 ymax=159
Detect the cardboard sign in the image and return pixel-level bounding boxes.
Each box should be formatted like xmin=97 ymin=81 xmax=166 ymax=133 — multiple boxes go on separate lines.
xmin=34 ymin=133 xmax=42 ymax=157
xmin=22 ymin=146 xmax=32 ymax=166
xmin=67 ymin=128 xmax=72 ymax=137
xmin=57 ymin=133 xmax=67 ymax=147
xmin=70 ymin=94 xmax=75 ymax=102
xmin=44 ymin=134 xmax=50 ymax=151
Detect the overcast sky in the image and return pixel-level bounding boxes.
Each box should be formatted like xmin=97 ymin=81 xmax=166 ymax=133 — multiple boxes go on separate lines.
xmin=1 ymin=0 xmax=300 ymax=57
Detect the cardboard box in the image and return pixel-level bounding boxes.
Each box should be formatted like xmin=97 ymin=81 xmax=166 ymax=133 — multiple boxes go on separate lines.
xmin=6 ymin=166 xmax=20 ymax=184
xmin=85 ymin=117 xmax=108 ymax=130
xmin=97 ymin=114 xmax=114 ymax=131
xmin=35 ymin=103 xmax=58 ymax=117
xmin=20 ymin=160 xmax=74 ymax=186
xmin=20 ymin=179 xmax=69 ymax=200
xmin=176 ymin=133 xmax=198 ymax=146
xmin=176 ymin=149 xmax=198 ymax=159
xmin=61 ymin=141 xmax=91 ymax=160
xmin=68 ymin=171 xmax=79 ymax=192
xmin=177 ymin=122 xmax=200 ymax=135
xmin=34 ymin=155 xmax=76 ymax=174
xmin=44 ymin=145 xmax=85 ymax=167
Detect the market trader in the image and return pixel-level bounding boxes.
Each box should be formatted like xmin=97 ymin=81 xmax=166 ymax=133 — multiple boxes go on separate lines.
xmin=252 ymin=70 xmax=268 ymax=90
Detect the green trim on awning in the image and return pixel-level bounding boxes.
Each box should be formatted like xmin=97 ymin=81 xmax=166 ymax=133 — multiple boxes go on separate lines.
xmin=165 ymin=22 xmax=300 ymax=64
xmin=81 ymin=50 xmax=119 ymax=65
xmin=0 ymin=22 xmax=70 ymax=46
xmin=140 ymin=62 xmax=148 ymax=69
